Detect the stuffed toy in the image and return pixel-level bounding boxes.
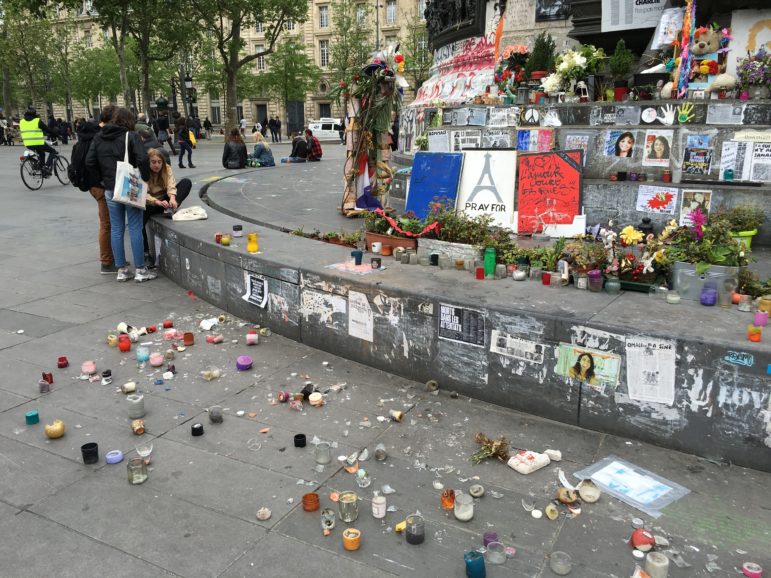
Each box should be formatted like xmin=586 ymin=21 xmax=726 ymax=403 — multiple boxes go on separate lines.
xmin=691 ymin=27 xmax=721 ymax=56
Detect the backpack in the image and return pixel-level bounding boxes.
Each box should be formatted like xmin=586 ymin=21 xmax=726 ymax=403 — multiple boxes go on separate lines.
xmin=68 ymin=138 xmax=92 ymax=192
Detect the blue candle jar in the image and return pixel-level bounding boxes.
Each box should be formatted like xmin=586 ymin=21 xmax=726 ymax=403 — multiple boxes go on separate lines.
xmin=700 ymin=288 xmax=717 ymax=306
xmin=464 ymin=551 xmax=486 ymax=578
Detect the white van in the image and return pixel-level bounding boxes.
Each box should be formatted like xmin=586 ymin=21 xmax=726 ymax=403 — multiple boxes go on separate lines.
xmin=307 ymin=118 xmax=343 ymax=141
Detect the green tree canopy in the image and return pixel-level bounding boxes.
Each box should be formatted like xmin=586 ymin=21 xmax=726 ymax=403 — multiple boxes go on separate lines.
xmin=329 ymin=0 xmax=373 ymax=85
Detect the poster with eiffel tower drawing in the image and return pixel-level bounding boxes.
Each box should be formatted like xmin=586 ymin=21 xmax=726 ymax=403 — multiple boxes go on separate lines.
xmin=456 ymin=150 xmax=517 ymax=230
xmin=517 ymin=150 xmax=583 ymax=234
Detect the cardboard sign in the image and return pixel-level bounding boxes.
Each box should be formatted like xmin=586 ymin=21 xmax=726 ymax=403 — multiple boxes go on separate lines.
xmin=406 ymin=152 xmax=464 ymax=220
xmin=516 ymin=150 xmax=583 ymax=234
xmin=456 ymin=150 xmax=517 ymax=229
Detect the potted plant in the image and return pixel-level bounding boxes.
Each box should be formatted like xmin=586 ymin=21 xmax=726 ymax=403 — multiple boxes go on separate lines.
xmin=710 ymin=204 xmax=765 ymax=249
xmin=563 ymin=235 xmax=608 ymax=272
xmin=608 ymin=39 xmax=635 ymax=101
xmin=363 ymin=210 xmax=420 ymax=251
xmin=603 ymin=225 xmax=668 ymax=291
xmin=663 ymin=210 xmax=748 ymax=300
xmin=524 ymin=32 xmax=556 ymax=81
xmin=418 ymin=196 xmax=494 ymax=262
xmin=736 ymin=48 xmax=771 ymax=100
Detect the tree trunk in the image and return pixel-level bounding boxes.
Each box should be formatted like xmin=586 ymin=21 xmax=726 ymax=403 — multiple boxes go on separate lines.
xmin=223 ymin=22 xmax=241 ymax=133
xmin=111 ymin=13 xmax=132 ymax=109
xmin=2 ymin=65 xmax=12 ymax=116
xmin=140 ymin=44 xmax=152 ymax=118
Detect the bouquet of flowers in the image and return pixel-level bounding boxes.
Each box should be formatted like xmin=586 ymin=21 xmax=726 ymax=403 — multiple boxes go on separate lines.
xmin=602 ymin=224 xmax=673 ymax=282
xmin=736 ymin=47 xmax=771 ymax=88
xmin=495 ymin=45 xmax=529 ymax=95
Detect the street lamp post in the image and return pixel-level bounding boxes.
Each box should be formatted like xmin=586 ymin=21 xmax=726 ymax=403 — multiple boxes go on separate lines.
xmin=375 ymin=1 xmax=380 ymax=51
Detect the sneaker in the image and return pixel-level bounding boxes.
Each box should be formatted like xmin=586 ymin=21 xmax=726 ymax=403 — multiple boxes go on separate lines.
xmin=134 ymin=267 xmax=157 ymax=283
xmin=100 ymin=263 xmax=119 ymax=274
xmin=116 ymin=266 xmax=133 ymax=282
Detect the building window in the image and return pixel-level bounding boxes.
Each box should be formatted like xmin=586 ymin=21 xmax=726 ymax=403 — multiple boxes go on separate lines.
xmin=210 ymin=97 xmax=221 ymax=125
xmin=417 ymin=34 xmax=428 ymax=53
xmin=285 ymin=19 xmax=295 ymax=31
xmin=255 ymin=21 xmax=263 ymax=33
xmin=417 ymin=0 xmax=426 ymax=20
xmin=319 ymin=5 xmax=329 ymax=28
xmin=83 ymin=29 xmax=92 ymax=48
xmin=319 ymin=103 xmax=331 ymax=118
xmin=386 ymin=0 xmax=396 ymax=23
xmin=356 ymin=4 xmax=366 ymax=24
xmin=319 ymin=39 xmax=329 ymax=67
xmin=255 ymin=45 xmax=265 ymax=70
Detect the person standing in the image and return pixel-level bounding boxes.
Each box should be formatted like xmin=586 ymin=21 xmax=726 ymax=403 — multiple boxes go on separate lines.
xmin=252 ymin=119 xmax=262 ymax=135
xmin=85 ymin=107 xmax=155 ymax=282
xmin=222 ymin=128 xmax=248 ymax=169
xmin=0 ymin=114 xmax=7 ymax=145
xmin=275 ymin=117 xmax=282 ymax=142
xmin=142 ymin=148 xmax=192 ymax=267
xmin=305 ymin=128 xmax=322 ymax=161
xmin=156 ymin=112 xmax=177 ymax=155
xmin=176 ymin=118 xmax=195 ymax=168
xmin=193 ymin=116 xmax=202 ymax=139
xmin=260 ymin=117 xmax=269 ymax=137
xmin=239 ymin=117 xmax=247 ymax=136
xmin=268 ymin=117 xmax=277 ymax=143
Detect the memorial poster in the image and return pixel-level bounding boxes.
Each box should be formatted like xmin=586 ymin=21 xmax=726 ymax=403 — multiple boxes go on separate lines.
xmin=439 ymin=303 xmax=485 ymax=347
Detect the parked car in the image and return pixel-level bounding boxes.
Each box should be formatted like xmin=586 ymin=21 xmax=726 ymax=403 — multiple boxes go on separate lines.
xmin=307 ymin=118 xmax=343 ymax=141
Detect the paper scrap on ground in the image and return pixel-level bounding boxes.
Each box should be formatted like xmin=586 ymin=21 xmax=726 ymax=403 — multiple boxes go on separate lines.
xmin=574 ymin=455 xmax=690 ymax=518
xmin=326 ymin=262 xmax=383 ymax=276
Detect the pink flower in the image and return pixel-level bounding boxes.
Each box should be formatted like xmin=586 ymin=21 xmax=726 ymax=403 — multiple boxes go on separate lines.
xmin=688 ymin=208 xmax=707 ymax=240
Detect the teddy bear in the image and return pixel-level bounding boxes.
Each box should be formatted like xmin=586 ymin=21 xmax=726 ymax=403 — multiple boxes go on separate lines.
xmin=691 ymin=27 xmax=721 ymax=56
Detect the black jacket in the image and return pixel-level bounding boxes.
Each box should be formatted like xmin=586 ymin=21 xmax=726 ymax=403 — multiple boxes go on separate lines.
xmin=176 ymin=124 xmax=192 ymax=144
xmin=73 ymin=121 xmax=102 ymax=190
xmin=222 ymin=141 xmax=247 ymax=169
xmin=85 ymin=124 xmax=150 ymax=190
xmin=289 ymin=137 xmax=308 ymax=159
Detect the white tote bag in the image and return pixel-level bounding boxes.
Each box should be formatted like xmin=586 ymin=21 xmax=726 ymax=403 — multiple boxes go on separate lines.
xmin=112 ymin=132 xmax=147 ymax=210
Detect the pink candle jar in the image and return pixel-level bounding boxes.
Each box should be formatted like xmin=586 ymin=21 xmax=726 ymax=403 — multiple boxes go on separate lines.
xmin=754 ymin=311 xmax=768 ymax=327
xmin=149 ymin=352 xmax=164 ymax=367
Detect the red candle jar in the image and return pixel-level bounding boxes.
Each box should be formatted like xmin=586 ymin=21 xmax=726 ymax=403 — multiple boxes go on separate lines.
xmin=475 ymin=266 xmax=485 ymax=280
xmin=183 ymin=332 xmax=195 ymax=346
xmin=541 ymin=272 xmax=552 ymax=286
xmin=118 ymin=335 xmax=131 ymax=352
xmin=163 ymin=319 xmax=174 ymax=329
xmin=302 ymin=492 xmax=320 ymax=512
xmin=57 ymin=356 xmax=69 ymax=369
xmin=662 ymin=170 xmax=672 ymax=183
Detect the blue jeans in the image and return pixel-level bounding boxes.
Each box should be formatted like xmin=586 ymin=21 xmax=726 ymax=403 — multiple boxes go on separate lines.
xmin=178 ymin=141 xmax=193 ymax=166
xmin=106 ymin=189 xmax=145 ymax=268
xmin=280 ymin=157 xmax=306 ymax=163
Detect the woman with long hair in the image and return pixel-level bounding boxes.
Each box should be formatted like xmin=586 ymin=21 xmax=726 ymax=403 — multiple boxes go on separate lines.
xmin=568 ymin=352 xmax=597 ymax=385
xmin=250 ymin=132 xmax=275 ymax=167
xmin=648 ymin=135 xmax=670 ymax=160
xmin=614 ymin=132 xmax=635 ymax=157
xmin=142 ymin=148 xmax=192 ymax=266
xmin=222 ymin=128 xmax=248 ymax=169
xmin=85 ymin=107 xmax=154 ymax=282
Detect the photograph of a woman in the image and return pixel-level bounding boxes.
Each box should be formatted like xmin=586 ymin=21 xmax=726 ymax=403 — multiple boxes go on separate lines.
xmin=614 ymin=132 xmax=636 ymax=157
xmin=568 ymin=353 xmax=598 ymax=385
xmin=642 ymin=130 xmax=674 ymax=167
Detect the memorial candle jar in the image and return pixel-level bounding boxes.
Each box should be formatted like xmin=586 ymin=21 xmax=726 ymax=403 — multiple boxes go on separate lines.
xmin=314 ymin=442 xmax=332 ymax=465
xmin=440 ymin=489 xmax=456 ymax=510
xmin=127 ymin=457 xmax=148 ymax=485
xmin=405 ymin=513 xmax=425 ymax=544
xmin=747 ymin=324 xmax=762 ymax=342
xmin=464 ymin=551 xmax=486 ymax=578
xmin=246 ymin=232 xmax=259 ymax=253
xmin=338 ymin=491 xmax=359 ymax=523
xmin=126 ymin=394 xmax=145 ymax=419
xmin=754 ymin=311 xmax=768 ymax=327
xmin=371 ymin=494 xmax=387 ymax=519
xmin=453 ymin=492 xmax=474 ymax=521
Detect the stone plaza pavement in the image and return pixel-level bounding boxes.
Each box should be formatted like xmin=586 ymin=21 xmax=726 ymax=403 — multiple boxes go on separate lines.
xmin=0 ymin=142 xmax=769 ymax=577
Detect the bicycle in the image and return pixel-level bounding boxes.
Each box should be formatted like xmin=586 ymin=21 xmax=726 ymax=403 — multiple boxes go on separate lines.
xmin=19 ymin=145 xmax=70 ymax=190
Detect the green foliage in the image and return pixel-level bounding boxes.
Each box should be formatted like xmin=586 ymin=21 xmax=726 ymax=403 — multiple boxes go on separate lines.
xmin=330 ymin=0 xmax=373 ymax=85
xmin=255 ymin=37 xmax=321 ymax=108
xmin=663 ymin=219 xmax=748 ymax=271
xmin=563 ymin=235 xmax=608 ymax=270
xmin=609 ymin=39 xmax=635 ymax=80
xmin=524 ymin=32 xmax=556 ymax=79
xmin=710 ymin=204 xmax=765 ymax=233
xmin=399 ymin=9 xmax=432 ymax=92
xmin=70 ymin=47 xmax=123 ymax=105
xmin=421 ymin=197 xmax=493 ymax=245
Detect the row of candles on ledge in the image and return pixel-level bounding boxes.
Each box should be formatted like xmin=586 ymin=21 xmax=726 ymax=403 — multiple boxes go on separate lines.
xmin=698 ymin=281 xmax=768 ymax=342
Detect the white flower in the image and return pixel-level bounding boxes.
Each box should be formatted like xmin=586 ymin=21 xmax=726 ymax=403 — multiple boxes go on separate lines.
xmin=642 ymin=257 xmax=655 ymax=275
xmin=574 ymin=55 xmax=587 ymax=68
xmin=542 ymin=73 xmax=563 ymax=94
xmin=557 ymin=60 xmax=570 ymax=73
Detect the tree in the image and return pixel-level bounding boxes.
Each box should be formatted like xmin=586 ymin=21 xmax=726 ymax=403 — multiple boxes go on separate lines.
xmin=70 ymin=47 xmax=122 ymax=109
xmin=254 ymin=37 xmax=320 ymax=113
xmin=329 ymin=0 xmax=373 ymax=85
xmin=399 ymin=8 xmax=432 ymax=94
xmin=90 ymin=0 xmax=134 ymax=108
xmin=185 ymin=0 xmax=308 ymax=130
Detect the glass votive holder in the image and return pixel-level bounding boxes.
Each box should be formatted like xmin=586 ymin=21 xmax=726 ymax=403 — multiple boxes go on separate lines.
xmin=440 ymin=489 xmax=455 ymax=510
xmin=405 ymin=513 xmax=425 ymax=544
xmin=700 ymin=288 xmax=717 ymax=306
xmin=666 ymin=291 xmax=681 ymax=304
xmin=127 ymin=457 xmax=148 ymax=485
xmin=657 ymin=286 xmax=669 ymax=300
xmin=486 ymin=542 xmax=506 ymax=565
xmin=314 ymin=441 xmax=331 ymax=465
xmin=453 ymin=492 xmax=474 ymax=521
xmin=549 ymin=551 xmax=573 ymax=575
xmin=338 ymin=491 xmax=359 ymax=522
xmin=135 ymin=346 xmax=150 ymax=363
xmin=737 ymin=294 xmax=754 ymax=312
xmin=754 ymin=311 xmax=768 ymax=327
xmin=747 ymin=324 xmax=762 ymax=342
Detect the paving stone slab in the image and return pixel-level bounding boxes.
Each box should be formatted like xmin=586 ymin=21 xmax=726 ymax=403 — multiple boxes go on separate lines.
xmin=1 ymin=511 xmax=179 ymax=578
xmin=31 ymin=470 xmax=266 ymax=577
xmin=10 ymin=287 xmax=149 ymax=324
xmin=0 ymin=434 xmax=88 ymax=508
xmin=0 ymin=387 xmax=31 ymax=411
xmin=0 ymin=308 xmax=75 ymax=338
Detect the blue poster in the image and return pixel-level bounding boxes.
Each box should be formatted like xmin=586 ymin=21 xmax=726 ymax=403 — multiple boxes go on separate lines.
xmin=405 ymin=152 xmax=464 ymax=220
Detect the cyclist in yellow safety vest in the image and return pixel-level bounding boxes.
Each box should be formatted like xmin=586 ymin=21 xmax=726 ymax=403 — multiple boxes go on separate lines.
xmin=20 ymin=107 xmax=59 ymax=174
